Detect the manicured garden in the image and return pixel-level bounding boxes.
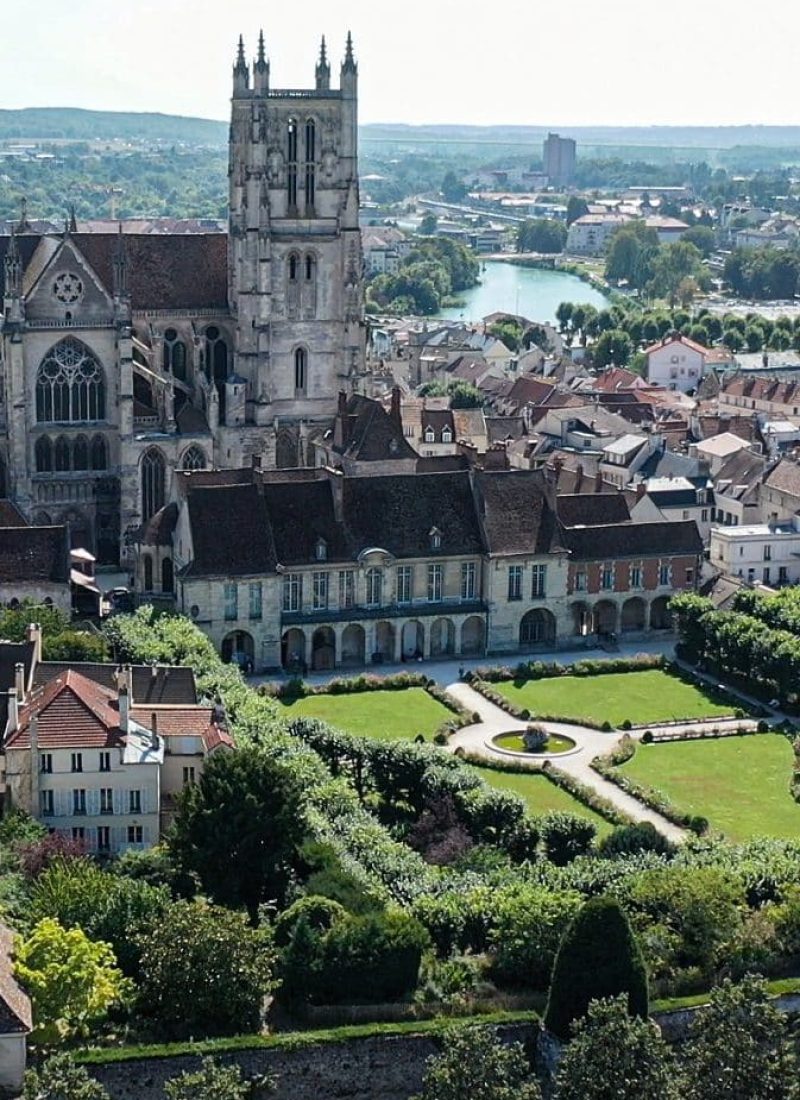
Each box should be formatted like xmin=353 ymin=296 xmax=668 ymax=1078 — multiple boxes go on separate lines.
xmin=619 ymin=733 xmax=800 ymax=841
xmin=470 ymin=765 xmax=612 ymax=836
xmin=277 ymin=687 xmax=455 ymax=741
xmin=492 ymin=668 xmax=735 ymax=727
xmin=492 ymin=732 xmax=575 ymax=754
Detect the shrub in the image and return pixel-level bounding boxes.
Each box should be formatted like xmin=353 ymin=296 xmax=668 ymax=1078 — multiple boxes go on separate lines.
xmin=641 ymin=730 xmax=654 ymax=744
xmin=522 ymin=725 xmax=548 ymax=752
xmin=598 ymin=822 xmax=675 ymax=859
xmin=23 ymin=1054 xmax=110 ymax=1100
xmin=273 ymin=895 xmax=347 ymax=948
xmin=757 ymin=719 xmax=770 ymax=733
xmin=16 ymin=833 xmax=87 ymax=878
xmin=544 ymin=896 xmax=649 ymax=1041
xmin=540 ymin=812 xmax=597 ymax=866
xmin=601 ymin=720 xmax=614 ymax=732
xmin=621 ymin=719 xmax=633 ymax=730
xmin=489 ymin=887 xmax=582 ymax=988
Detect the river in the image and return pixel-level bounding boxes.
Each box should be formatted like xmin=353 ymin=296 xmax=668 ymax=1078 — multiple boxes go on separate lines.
xmin=439 ymin=260 xmax=610 ymax=325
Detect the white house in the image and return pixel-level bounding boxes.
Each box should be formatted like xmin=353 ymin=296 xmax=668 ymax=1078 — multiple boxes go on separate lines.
xmin=710 ymin=519 xmax=800 ymax=588
xmin=645 ymin=334 xmax=709 ymax=393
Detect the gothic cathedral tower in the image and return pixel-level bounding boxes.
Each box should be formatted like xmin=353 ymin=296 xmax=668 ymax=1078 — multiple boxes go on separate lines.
xmin=228 ymin=33 xmax=365 ymax=429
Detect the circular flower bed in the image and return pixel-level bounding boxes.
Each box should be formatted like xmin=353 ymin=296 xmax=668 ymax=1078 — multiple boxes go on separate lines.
xmin=491 ymin=731 xmax=575 ymax=755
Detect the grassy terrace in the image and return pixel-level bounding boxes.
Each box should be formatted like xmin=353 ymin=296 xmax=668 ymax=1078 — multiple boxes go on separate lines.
xmin=470 ymin=766 xmax=612 ymax=837
xmin=277 ymin=687 xmax=454 ymax=741
xmin=620 ymin=734 xmax=800 ymax=841
xmin=492 ymin=669 xmax=735 ymax=727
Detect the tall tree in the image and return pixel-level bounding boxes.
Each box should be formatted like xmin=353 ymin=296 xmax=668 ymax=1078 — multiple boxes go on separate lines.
xmin=169 ymin=745 xmax=307 ymax=921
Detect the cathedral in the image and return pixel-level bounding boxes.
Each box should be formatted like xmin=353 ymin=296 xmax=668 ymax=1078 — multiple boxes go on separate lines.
xmin=0 ymin=33 xmax=366 ymax=567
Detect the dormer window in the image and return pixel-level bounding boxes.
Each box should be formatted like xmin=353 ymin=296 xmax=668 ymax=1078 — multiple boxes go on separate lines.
xmin=315 ymin=537 xmax=328 ymax=562
xmin=429 ymin=526 xmax=442 ymax=551
xmin=424 ymin=426 xmax=435 ymax=443
xmin=442 ymin=427 xmax=453 ymax=444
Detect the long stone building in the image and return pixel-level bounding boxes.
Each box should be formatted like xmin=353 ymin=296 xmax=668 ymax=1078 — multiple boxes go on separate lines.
xmin=0 ymin=34 xmax=365 ymax=567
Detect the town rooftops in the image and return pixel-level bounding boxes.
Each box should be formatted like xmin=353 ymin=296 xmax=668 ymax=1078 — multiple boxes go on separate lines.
xmin=6 ymin=669 xmax=124 ymax=750
xmin=563 ymin=519 xmax=703 ymax=561
xmin=643 ymin=334 xmax=710 ymax=357
xmin=0 ymin=525 xmax=69 ymax=585
xmin=602 ymin=434 xmax=648 ymax=458
xmin=762 ymin=457 xmax=800 ymax=498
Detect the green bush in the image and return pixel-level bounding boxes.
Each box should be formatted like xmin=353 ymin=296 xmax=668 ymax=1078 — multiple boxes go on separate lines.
xmin=273 ymin=895 xmax=347 ymax=948
xmin=544 ymin=896 xmax=649 ymax=1040
xmin=312 ymin=910 xmax=430 ymax=1004
xmin=540 ymin=812 xmax=597 ymax=865
xmin=598 ymin=822 xmax=675 ymax=859
xmin=641 ymin=730 xmax=654 ymax=744
xmin=488 ymin=887 xmax=582 ymax=988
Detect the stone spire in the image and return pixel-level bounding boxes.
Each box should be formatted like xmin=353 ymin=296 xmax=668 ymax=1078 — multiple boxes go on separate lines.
xmin=233 ymin=34 xmax=249 ymax=94
xmin=342 ymin=31 xmax=357 ymax=74
xmin=253 ymin=29 xmax=270 ymax=94
xmin=112 ymin=223 xmax=128 ymax=299
xmin=315 ymin=35 xmax=331 ymax=91
xmin=67 ymin=204 xmax=77 ymax=234
xmin=4 ymin=227 xmax=21 ymax=298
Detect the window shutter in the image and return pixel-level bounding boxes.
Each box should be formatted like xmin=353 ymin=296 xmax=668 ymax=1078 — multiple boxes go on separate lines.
xmin=87 ymin=789 xmax=101 ymax=817
xmin=112 ymin=788 xmax=125 ymax=816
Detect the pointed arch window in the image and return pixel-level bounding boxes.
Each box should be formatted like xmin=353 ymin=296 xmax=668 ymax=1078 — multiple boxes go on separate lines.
xmin=181 ymin=445 xmax=207 ymax=471
xmin=163 ymin=328 xmax=187 ymax=382
xmin=54 ymin=436 xmax=71 ymax=472
xmin=287 ymin=118 xmax=298 ymax=210
xmin=288 ymin=254 xmax=299 ymax=281
xmin=36 ymin=337 xmax=105 ymax=423
xmin=90 ymin=435 xmax=107 ymax=471
xmin=305 ymin=253 xmax=316 ymax=281
xmin=305 ymin=118 xmax=316 ymax=211
xmin=294 ymin=348 xmax=308 ymax=396
xmin=35 ymin=436 xmax=53 ymax=473
xmin=141 ymin=448 xmax=166 ymax=522
xmin=72 ymin=435 xmax=89 ymax=471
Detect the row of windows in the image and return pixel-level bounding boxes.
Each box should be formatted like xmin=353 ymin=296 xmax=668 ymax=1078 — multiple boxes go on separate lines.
xmin=224 ymin=582 xmax=263 ymax=622
xmin=35 ymin=433 xmax=107 ymax=473
xmin=572 ymin=563 xmax=673 ymax=593
xmin=41 ymin=787 xmax=144 ymax=816
xmin=280 ymin=563 xmax=478 ymax=614
xmin=41 ymin=751 xmax=109 ymax=774
xmin=60 ymin=825 xmax=142 ymax=850
xmin=507 ymin=564 xmax=547 ymax=602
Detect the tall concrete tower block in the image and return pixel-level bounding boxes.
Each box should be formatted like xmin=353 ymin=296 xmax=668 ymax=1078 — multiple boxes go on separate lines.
xmin=228 ymin=32 xmax=365 ymax=426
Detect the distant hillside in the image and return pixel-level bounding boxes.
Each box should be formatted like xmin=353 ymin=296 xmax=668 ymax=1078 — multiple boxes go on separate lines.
xmin=6 ymin=108 xmax=800 ymax=153
xmin=0 ymin=107 xmax=227 ymax=145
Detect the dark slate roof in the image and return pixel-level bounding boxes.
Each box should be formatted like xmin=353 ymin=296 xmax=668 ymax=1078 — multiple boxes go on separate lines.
xmin=564 ymin=520 xmax=703 ymax=561
xmin=557 ymin=493 xmax=631 ymax=527
xmin=0 ymin=642 xmax=35 ymax=693
xmin=263 ymin=480 xmax=350 ymax=566
xmin=176 ymin=403 xmax=210 ymax=435
xmin=338 ymin=395 xmax=417 ymax=462
xmin=486 ymin=417 xmax=526 ymax=443
xmin=0 ymin=526 xmax=69 ymax=584
xmin=416 ymin=455 xmax=470 ymax=472
xmin=32 ymin=662 xmax=197 ymax=704
xmin=474 ymin=470 xmax=563 ymax=555
xmin=0 ymin=500 xmax=28 ymax=527
xmin=342 ymin=472 xmax=484 ymax=557
xmin=0 ymin=232 xmax=228 ymax=311
xmin=185 ymin=483 xmax=276 ymax=576
xmin=646 ymin=486 xmax=698 ymax=507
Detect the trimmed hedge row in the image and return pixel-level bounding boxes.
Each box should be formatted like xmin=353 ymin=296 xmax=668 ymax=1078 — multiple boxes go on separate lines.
xmin=591 ymin=746 xmax=708 ymax=836
xmin=464 ymin=653 xmax=665 ymax=685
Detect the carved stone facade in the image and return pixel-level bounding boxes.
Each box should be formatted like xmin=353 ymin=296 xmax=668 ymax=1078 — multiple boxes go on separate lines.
xmin=0 ymin=35 xmax=365 ymax=567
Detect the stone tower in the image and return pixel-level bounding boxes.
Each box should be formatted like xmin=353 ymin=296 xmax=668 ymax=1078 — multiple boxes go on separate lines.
xmin=228 ymin=32 xmax=365 ymax=429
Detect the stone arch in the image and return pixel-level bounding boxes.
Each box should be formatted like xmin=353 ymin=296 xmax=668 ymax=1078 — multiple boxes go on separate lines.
xmin=222 ymin=630 xmax=255 ymax=670
xmin=142 ymin=553 xmax=153 ymax=592
xmin=312 ymin=626 xmax=336 ymax=672
xmin=621 ymin=596 xmax=647 ymax=633
xmin=461 ymin=616 xmax=485 ymax=656
xmin=402 ymin=620 xmax=424 ymax=659
xmin=430 ymin=618 xmax=456 ymax=657
xmin=72 ymin=434 xmax=89 ymax=471
xmin=161 ymin=557 xmax=174 ymax=594
xmin=181 ymin=445 xmax=207 ymax=471
xmin=374 ymin=621 xmax=395 ymax=663
xmin=90 ymin=434 xmax=107 ymax=471
xmin=163 ymin=327 xmax=187 ymax=382
xmin=205 ymin=325 xmax=229 ymax=422
xmin=281 ymin=628 xmax=306 ymax=672
xmin=276 ymin=428 xmax=299 ymax=469
xmin=650 ymin=595 xmax=672 ymax=631
xmin=341 ymin=623 xmax=366 ymax=667
xmin=592 ymin=599 xmax=618 ymax=637
xmin=519 ymin=608 xmax=556 ymax=648
xmin=571 ymin=600 xmax=592 ymax=637
xmin=35 ymin=436 xmax=53 ymax=473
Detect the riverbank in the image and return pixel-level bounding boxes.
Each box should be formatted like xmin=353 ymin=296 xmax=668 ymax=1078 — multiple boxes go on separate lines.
xmin=438 ymin=259 xmax=611 ymax=323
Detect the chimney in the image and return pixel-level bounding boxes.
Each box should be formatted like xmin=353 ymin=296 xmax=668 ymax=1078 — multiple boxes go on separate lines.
xmin=636 ymin=481 xmax=647 ymax=501
xmin=118 ymin=682 xmax=130 ymax=734
xmin=390 ymin=386 xmax=402 ymax=429
xmin=594 ymin=469 xmax=603 ymax=492
xmin=25 ymin=623 xmax=42 ymax=666
xmin=6 ymin=688 xmax=18 ymax=736
xmin=150 ymin=711 xmax=160 ymax=750
xmin=575 ymin=462 xmax=584 ymax=492
xmin=14 ymin=662 xmax=25 ymax=704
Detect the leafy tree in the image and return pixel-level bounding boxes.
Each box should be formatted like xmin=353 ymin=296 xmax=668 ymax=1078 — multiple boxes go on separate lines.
xmin=489 ymin=319 xmax=523 ymax=351
xmin=419 ymin=211 xmax=438 ymax=235
xmin=42 ymin=631 xmax=110 ymax=662
xmin=682 ymin=225 xmax=717 ymax=257
xmin=135 ymin=900 xmax=276 ymax=1039
xmin=164 ymin=1056 xmax=274 ymax=1100
xmin=170 ymin=744 xmax=307 ymax=922
xmin=540 ymin=812 xmax=596 ymax=865
xmin=545 ymin=897 xmax=648 ymax=1040
xmin=14 ymin=918 xmax=130 ymax=1045
xmin=605 ymin=223 xmax=658 ymax=287
xmin=517 ymin=218 xmax=566 ymax=254
xmin=312 ymin=909 xmax=429 ymax=1004
xmin=441 ymin=170 xmax=466 ymax=203
xmin=0 ymin=601 xmax=69 ymax=641
xmin=566 ymin=195 xmax=589 ymax=226
xmin=418 ymin=379 xmax=484 ymax=408
xmin=23 ymin=1054 xmax=109 ymax=1100
xmin=593 ymin=328 xmax=633 ymax=368
xmin=682 ymin=975 xmax=799 ymax=1100
xmin=554 ymin=996 xmax=679 ymax=1100
xmin=555 ymin=301 xmax=573 ymax=333
xmin=413 ymin=1025 xmax=541 ymax=1100
xmin=647 ymin=241 xmax=704 ymax=307
xmin=489 ymin=887 xmax=581 ymax=988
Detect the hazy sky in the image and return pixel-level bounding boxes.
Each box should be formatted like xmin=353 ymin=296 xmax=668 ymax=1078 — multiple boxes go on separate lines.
xmin=3 ymin=0 xmax=800 ymax=127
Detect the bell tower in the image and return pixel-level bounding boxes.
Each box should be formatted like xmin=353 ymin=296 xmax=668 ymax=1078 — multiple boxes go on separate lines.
xmin=228 ymin=32 xmax=365 ymax=428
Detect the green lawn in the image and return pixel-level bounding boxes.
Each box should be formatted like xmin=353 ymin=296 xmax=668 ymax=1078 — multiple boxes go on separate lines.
xmin=470 ymin=766 xmax=612 ymax=836
xmin=492 ymin=669 xmax=735 ymax=727
xmin=278 ymin=687 xmax=453 ymax=741
xmin=620 ymin=734 xmax=800 ymax=841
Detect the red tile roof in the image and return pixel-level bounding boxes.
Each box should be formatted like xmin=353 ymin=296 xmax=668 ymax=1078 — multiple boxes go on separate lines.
xmin=643 ymin=334 xmax=709 ymax=357
xmin=130 ymin=705 xmax=233 ymax=751
xmin=7 ymin=669 xmax=122 ymax=749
